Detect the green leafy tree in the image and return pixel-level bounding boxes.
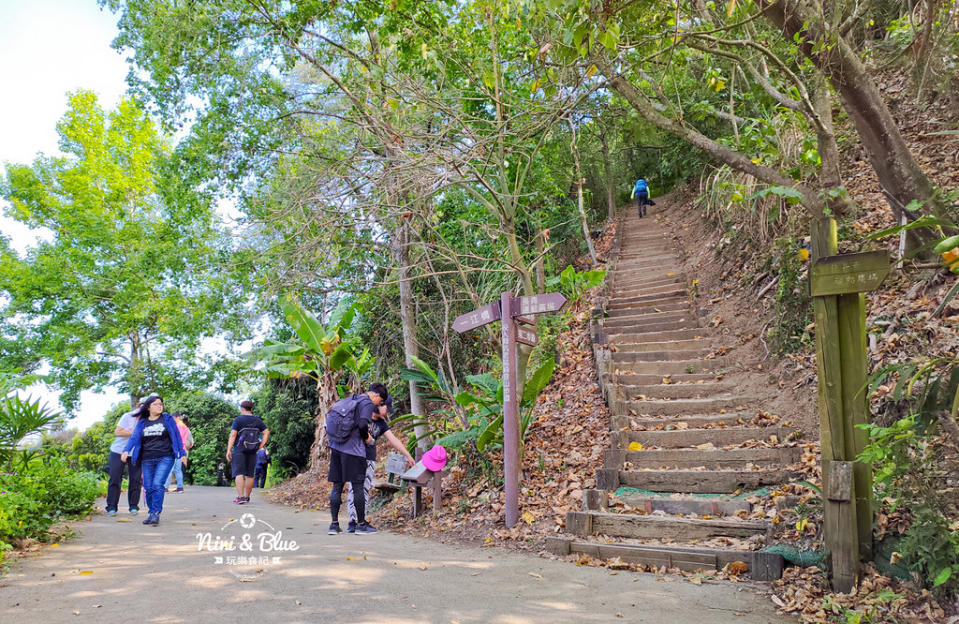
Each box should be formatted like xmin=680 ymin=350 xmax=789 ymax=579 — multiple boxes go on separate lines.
xmin=0 ymin=91 xmax=249 ymax=410
xmin=252 ymin=377 xmax=318 ymax=475
xmin=166 ymin=391 xmax=238 ymax=486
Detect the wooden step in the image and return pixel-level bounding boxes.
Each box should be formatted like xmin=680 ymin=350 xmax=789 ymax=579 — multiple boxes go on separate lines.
xmin=610 ymin=491 xmax=752 ymax=517
xmin=607 ymin=328 xmax=706 ymax=343
xmin=609 ymin=372 xmax=717 ymax=386
xmin=566 ymin=510 xmax=772 ymax=540
xmin=606 ymin=293 xmax=688 ymax=310
xmin=619 ymin=395 xmax=758 ymax=416
xmin=611 ymin=349 xmax=712 ymax=363
xmin=604 ymin=447 xmax=803 ymax=470
xmin=610 ymin=276 xmax=683 ymax=290
xmin=599 ymin=468 xmax=802 ymax=494
xmin=612 ymin=274 xmax=685 ymax=288
xmin=606 ymin=301 xmax=691 ymax=316
xmin=611 ymin=339 xmax=706 ymax=354
xmin=616 ymin=381 xmax=734 ymax=398
xmin=616 ymin=381 xmax=736 ymax=400
xmin=626 ymin=412 xmax=760 ymax=427
xmin=615 ymin=260 xmax=681 ymax=271
xmin=545 ymin=538 xmax=784 ymax=580
xmin=615 ymin=426 xmax=798 ymax=448
xmin=610 ymin=358 xmax=729 ymax=376
xmin=603 ymin=318 xmax=700 ymax=333
xmin=604 ymin=310 xmax=701 ymax=326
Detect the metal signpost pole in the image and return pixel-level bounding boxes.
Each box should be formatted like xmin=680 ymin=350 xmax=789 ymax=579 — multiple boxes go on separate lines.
xmin=501 ymin=291 xmax=520 ymax=528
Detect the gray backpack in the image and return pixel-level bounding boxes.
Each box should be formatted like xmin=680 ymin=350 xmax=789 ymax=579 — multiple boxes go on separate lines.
xmin=325 ymin=396 xmax=363 ymax=444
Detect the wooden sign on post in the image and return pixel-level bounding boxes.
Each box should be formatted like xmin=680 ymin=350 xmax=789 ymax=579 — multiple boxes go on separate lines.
xmin=809 ymin=219 xmax=890 ymax=593
xmin=453 ymin=290 xmax=567 ymax=527
xmin=452 ymin=301 xmax=501 ymax=333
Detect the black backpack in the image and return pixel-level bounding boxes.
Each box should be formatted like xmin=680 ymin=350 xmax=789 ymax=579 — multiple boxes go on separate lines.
xmin=325 ymin=396 xmax=363 ymax=445
xmin=237 ymin=426 xmax=261 ymax=451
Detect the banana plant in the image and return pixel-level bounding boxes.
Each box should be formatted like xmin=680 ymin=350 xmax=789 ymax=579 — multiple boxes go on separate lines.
xmin=252 ymin=296 xmax=374 ymax=469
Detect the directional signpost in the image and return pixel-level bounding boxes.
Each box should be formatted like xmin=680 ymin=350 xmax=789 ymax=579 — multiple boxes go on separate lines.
xmin=809 ymin=219 xmax=890 ymax=593
xmin=453 ymin=290 xmax=567 ymax=527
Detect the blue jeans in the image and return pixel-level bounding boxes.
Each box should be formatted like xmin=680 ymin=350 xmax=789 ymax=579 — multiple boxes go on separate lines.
xmin=141 ymin=455 xmax=176 ymax=515
xmin=164 ymin=456 xmax=184 ymax=489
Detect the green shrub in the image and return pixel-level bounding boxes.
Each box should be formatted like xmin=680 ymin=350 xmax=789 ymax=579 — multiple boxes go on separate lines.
xmin=0 ymin=455 xmax=101 ymax=547
xmin=859 ymin=411 xmax=959 ymax=598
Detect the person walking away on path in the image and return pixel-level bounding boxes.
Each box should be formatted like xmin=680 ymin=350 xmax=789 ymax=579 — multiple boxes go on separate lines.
xmin=631 ymin=178 xmax=652 ymax=218
xmin=254 ymin=446 xmax=271 ymax=488
xmin=120 ymin=395 xmax=186 ymax=526
xmin=164 ymin=412 xmax=193 ymax=492
xmin=346 ymin=397 xmax=415 ymax=533
xmin=106 ymin=402 xmax=144 ymax=516
xmin=226 ymin=400 xmax=269 ymax=504
xmin=327 ymin=383 xmax=387 ymax=536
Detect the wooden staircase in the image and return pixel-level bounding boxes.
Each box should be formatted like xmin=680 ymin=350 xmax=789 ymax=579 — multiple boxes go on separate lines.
xmin=547 ymin=206 xmax=804 ymax=580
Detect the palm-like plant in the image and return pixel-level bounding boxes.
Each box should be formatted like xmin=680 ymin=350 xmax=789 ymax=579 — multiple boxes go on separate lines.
xmin=0 ymin=373 xmax=63 ymax=468
xmin=254 ymin=297 xmax=374 ymax=471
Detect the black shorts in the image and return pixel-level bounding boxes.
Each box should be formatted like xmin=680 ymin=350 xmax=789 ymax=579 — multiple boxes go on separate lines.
xmin=231 ymin=449 xmax=258 ymax=478
xmin=328 ymin=448 xmax=367 ymax=483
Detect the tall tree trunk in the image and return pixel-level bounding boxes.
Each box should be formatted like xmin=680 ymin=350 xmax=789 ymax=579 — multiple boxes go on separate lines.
xmin=308 ymin=372 xmax=338 ymax=472
xmin=599 ymin=127 xmax=617 ymax=221
xmin=128 ymin=337 xmax=141 ymax=408
xmin=535 ymin=232 xmax=546 ymax=293
xmin=568 ymin=119 xmax=598 ymax=265
xmin=810 ymin=73 xmax=848 ymax=216
xmin=759 ymin=0 xmax=952 ymax=234
xmin=393 ymin=218 xmax=428 ymax=450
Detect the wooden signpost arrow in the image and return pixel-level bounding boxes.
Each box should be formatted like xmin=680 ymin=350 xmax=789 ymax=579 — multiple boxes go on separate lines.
xmin=452 ymin=290 xmax=567 ymax=527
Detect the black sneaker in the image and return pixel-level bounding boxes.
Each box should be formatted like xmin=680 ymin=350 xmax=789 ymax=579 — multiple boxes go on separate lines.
xmin=347 ymin=520 xmax=357 ymax=533
xmin=328 ymin=522 xmax=342 ymax=535
xmin=150 ymin=514 xmax=160 ymax=525
xmin=354 ymin=522 xmax=377 ymax=535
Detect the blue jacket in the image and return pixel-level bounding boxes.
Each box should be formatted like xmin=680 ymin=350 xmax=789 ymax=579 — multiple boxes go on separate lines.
xmin=327 ymin=393 xmax=374 ymax=459
xmin=123 ymin=413 xmax=186 ymax=464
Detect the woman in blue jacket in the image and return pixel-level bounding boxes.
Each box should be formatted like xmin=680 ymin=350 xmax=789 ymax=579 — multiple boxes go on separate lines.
xmin=121 ymin=395 xmax=186 ymax=526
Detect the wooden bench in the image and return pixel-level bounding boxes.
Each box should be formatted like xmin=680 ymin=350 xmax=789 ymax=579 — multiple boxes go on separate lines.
xmin=373 ymin=450 xmax=444 ymax=517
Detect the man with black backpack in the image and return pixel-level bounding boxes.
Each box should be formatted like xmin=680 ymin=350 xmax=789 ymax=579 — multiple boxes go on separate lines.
xmin=326 ymin=383 xmax=387 ymax=535
xmin=226 ymin=399 xmax=269 ymax=505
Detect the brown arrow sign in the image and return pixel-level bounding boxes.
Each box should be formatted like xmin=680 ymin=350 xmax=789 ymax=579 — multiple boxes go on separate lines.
xmin=514 ymin=314 xmax=536 ymax=326
xmin=452 ymin=301 xmax=502 ymax=333
xmin=512 ymin=292 xmax=567 ymax=316
xmin=516 ymin=324 xmax=538 ymax=347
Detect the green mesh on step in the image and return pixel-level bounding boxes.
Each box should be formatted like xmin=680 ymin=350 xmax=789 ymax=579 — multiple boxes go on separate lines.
xmin=872 ymin=537 xmax=912 ymax=580
xmin=763 ymin=544 xmax=828 ymax=567
xmin=613 ymin=487 xmax=770 ymax=500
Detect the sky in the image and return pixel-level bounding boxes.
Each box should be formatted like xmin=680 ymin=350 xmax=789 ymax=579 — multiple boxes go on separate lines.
xmin=0 ymin=0 xmax=132 ymax=430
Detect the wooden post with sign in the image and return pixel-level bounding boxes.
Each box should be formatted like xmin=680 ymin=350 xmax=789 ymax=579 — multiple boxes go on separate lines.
xmin=453 ymin=291 xmax=567 ymax=528
xmin=810 ymin=218 xmax=889 ymax=593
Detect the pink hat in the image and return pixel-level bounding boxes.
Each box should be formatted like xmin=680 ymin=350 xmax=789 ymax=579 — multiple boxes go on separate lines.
xmin=421 ymin=445 xmax=448 ymax=471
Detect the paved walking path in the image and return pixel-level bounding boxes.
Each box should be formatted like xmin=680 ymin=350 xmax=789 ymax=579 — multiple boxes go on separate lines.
xmin=1 ymin=487 xmax=793 ymax=623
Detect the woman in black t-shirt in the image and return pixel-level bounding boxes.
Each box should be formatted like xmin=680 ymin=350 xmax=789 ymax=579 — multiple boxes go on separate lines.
xmin=121 ymin=395 xmax=186 ymax=526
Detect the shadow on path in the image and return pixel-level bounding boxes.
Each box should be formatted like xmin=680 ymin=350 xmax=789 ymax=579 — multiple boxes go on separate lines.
xmin=1 ymin=486 xmax=794 ymax=623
